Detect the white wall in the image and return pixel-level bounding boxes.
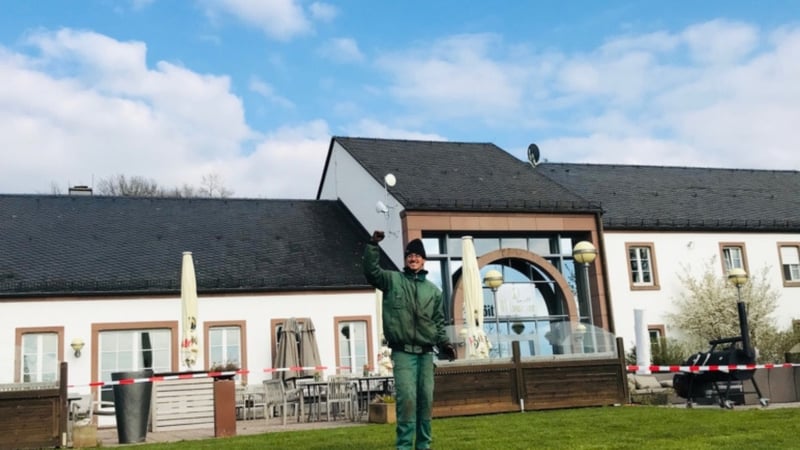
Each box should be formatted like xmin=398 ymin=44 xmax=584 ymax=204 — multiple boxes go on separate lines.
xmin=0 ymin=290 xmax=378 ymax=391
xmin=604 ymin=231 xmax=800 ymax=350
xmin=318 ymin=142 xmax=405 ymax=265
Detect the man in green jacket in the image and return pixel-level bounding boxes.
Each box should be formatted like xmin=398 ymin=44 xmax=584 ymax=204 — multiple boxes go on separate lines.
xmin=363 ymin=230 xmax=456 ymax=450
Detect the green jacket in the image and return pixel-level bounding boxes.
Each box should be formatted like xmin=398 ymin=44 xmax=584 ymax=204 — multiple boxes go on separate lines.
xmin=363 ymin=242 xmax=449 ymax=351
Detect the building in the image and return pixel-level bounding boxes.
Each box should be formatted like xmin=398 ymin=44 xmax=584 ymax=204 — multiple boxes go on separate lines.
xmin=3 ymin=136 xmax=799 ymax=406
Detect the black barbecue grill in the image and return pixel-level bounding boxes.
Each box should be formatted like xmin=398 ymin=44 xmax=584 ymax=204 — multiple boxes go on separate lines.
xmin=672 ymin=301 xmax=769 ymax=409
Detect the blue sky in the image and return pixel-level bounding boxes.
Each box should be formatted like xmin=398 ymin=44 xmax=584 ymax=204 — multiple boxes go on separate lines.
xmin=1 ymin=1 xmax=799 ymax=198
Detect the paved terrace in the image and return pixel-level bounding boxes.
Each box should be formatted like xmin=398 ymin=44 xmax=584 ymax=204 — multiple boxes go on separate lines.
xmin=97 ymin=415 xmax=367 ymax=447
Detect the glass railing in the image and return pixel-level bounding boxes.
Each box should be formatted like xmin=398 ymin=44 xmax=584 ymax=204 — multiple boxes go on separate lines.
xmin=446 ymin=317 xmax=617 ymax=363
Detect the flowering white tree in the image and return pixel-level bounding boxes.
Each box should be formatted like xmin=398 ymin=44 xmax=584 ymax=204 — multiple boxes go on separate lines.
xmin=665 ymin=258 xmax=789 ymax=362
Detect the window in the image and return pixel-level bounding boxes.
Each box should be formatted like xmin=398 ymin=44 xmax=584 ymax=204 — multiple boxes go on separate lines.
xmin=335 ymin=316 xmax=372 ymax=376
xmin=626 ymin=243 xmax=659 ymax=290
xmin=208 ymin=326 xmax=242 ymax=368
xmin=648 ymin=325 xmax=666 ymax=348
xmin=779 ymin=244 xmax=800 ymax=285
xmin=96 ymin=326 xmax=173 ymax=402
xmin=720 ymin=243 xmax=748 ymax=274
xmin=20 ymin=332 xmax=59 ymax=383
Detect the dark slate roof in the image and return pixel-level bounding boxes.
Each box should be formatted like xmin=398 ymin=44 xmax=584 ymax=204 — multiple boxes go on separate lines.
xmin=539 ymin=163 xmax=800 ymax=231
xmin=326 ymin=137 xmax=601 ymax=213
xmin=0 ymin=195 xmax=391 ymax=297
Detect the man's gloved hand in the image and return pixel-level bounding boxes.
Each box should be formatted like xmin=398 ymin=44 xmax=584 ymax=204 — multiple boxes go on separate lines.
xmin=371 ymin=230 xmax=385 ymax=244
xmin=441 ymin=343 xmax=457 ymax=362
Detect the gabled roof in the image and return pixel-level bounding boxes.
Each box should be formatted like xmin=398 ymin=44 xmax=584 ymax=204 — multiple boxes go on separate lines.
xmin=330 ymin=137 xmax=601 ymax=214
xmin=540 ymin=163 xmax=800 ymax=231
xmin=0 ymin=195 xmax=390 ymax=297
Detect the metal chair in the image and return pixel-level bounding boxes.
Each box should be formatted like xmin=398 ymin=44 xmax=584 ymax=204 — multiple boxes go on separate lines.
xmin=235 ymin=384 xmax=247 ymax=420
xmin=263 ymin=379 xmax=304 ymax=425
xmin=245 ymin=384 xmax=267 ymax=419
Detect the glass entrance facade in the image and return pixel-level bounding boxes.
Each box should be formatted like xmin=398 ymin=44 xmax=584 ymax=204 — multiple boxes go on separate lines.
xmin=422 ymin=233 xmax=604 ymax=358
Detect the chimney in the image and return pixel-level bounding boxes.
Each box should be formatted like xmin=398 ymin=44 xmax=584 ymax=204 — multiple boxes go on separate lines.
xmin=68 ymin=185 xmax=93 ymax=196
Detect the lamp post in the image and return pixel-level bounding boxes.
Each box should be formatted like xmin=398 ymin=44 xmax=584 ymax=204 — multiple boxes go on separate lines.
xmin=572 ymin=240 xmax=597 ymax=353
xmin=728 ymin=267 xmax=748 ymax=302
xmin=483 ymin=269 xmax=504 ymax=357
xmin=727 ymin=267 xmax=752 ymax=358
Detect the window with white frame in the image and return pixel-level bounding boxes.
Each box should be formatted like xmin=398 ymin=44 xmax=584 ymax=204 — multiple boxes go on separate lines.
xmin=721 ymin=244 xmax=746 ymax=273
xmin=98 ymin=329 xmax=171 ymax=402
xmin=21 ymin=332 xmax=58 ymax=383
xmin=627 ymin=243 xmax=657 ymax=288
xmin=209 ymin=326 xmax=242 ymax=369
xmin=337 ymin=320 xmax=368 ymax=375
xmin=780 ymin=245 xmax=800 ymax=283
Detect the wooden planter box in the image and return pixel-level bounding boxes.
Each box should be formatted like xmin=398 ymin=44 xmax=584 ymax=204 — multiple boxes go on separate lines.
xmin=368 ymin=402 xmax=396 ymax=424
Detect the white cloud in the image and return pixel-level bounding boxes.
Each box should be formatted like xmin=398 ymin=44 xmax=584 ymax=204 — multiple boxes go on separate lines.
xmin=229 ymin=120 xmax=332 ymax=198
xmin=376 ymin=34 xmax=529 ymax=119
xmin=0 ymin=29 xmax=327 ymax=198
xmin=317 ymin=37 xmax=364 ymax=63
xmin=532 ymin=22 xmax=800 ymax=170
xmin=309 ymin=2 xmax=337 ymax=22
xmin=681 ymin=20 xmax=759 ymax=65
xmin=130 ymin=0 xmax=155 ymax=10
xmin=249 ymin=77 xmax=295 ymax=109
xmin=368 ymin=19 xmax=799 ymax=171
xmin=345 ymin=119 xmax=446 ymax=141
xmin=199 ymin=0 xmax=312 ymax=41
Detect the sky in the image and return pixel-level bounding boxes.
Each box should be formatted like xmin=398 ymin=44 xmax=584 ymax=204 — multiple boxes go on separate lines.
xmin=1 ymin=1 xmax=799 ymax=199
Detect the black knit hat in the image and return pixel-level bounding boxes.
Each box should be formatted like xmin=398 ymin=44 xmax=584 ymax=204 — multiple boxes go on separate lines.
xmin=404 ymin=239 xmax=427 ymax=259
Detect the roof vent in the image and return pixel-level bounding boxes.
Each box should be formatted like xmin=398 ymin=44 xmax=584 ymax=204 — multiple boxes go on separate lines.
xmin=527 ymin=143 xmax=540 ymax=168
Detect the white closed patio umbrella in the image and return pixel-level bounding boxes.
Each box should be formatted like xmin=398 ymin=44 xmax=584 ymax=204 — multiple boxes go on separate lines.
xmin=462 ymin=236 xmax=491 ymax=359
xmin=180 ymin=251 xmax=199 ymax=369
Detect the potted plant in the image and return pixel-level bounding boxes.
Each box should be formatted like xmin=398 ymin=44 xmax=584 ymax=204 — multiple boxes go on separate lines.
xmin=368 ymin=394 xmax=396 ymax=424
xmin=209 ymin=361 xmax=239 ymax=381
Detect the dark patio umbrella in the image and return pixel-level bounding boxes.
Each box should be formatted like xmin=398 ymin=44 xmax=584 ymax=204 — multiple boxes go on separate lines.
xmin=298 ymin=319 xmax=322 ymax=378
xmin=274 ymin=317 xmax=301 ymax=382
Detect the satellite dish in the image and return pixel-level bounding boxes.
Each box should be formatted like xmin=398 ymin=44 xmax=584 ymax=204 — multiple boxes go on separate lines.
xmin=384 ymin=173 xmax=396 ymax=187
xmin=527 ymin=143 xmax=540 ymax=168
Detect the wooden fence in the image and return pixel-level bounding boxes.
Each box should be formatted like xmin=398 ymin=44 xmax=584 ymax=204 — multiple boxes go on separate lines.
xmin=0 ymin=362 xmax=67 ymax=450
xmin=151 ymin=377 xmax=215 ymax=431
xmin=433 ymin=338 xmax=628 ymax=417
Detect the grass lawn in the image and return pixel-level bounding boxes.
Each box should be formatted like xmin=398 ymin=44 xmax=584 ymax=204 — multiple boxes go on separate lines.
xmin=141 ymin=406 xmax=800 ymax=449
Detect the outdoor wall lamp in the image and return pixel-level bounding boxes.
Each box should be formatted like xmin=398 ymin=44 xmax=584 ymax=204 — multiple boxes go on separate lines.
xmin=71 ymin=337 xmax=85 ymax=358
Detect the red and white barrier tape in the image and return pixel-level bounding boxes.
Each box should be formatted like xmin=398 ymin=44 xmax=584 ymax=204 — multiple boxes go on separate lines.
xmin=626 ymin=363 xmax=800 ymax=373
xmin=68 ymin=365 xmax=344 ymax=388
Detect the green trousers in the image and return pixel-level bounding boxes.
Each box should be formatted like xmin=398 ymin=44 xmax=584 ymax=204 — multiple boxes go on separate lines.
xmin=391 ymin=350 xmax=434 ymax=450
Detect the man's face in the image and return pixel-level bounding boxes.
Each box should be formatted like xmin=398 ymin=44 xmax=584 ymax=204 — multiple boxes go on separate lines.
xmin=405 ymin=253 xmax=425 ymax=272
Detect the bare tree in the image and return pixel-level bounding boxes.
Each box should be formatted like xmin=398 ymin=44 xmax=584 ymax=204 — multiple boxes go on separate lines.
xmin=93 ymin=173 xmax=233 ymax=198
xmin=199 ymin=173 xmax=233 ymax=198
xmin=665 ymin=257 xmax=785 ymax=361
xmin=48 ymin=182 xmax=63 ymax=195
xmin=96 ymin=175 xmax=162 ymax=197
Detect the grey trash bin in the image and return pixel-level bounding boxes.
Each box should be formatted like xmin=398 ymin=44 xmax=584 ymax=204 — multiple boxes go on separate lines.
xmin=111 ymin=369 xmax=153 ymax=444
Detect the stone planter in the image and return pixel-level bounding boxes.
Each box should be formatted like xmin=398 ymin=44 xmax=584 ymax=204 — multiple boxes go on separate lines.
xmin=368 ymin=402 xmax=396 ymax=424
xmin=72 ymin=424 xmax=98 ymax=448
